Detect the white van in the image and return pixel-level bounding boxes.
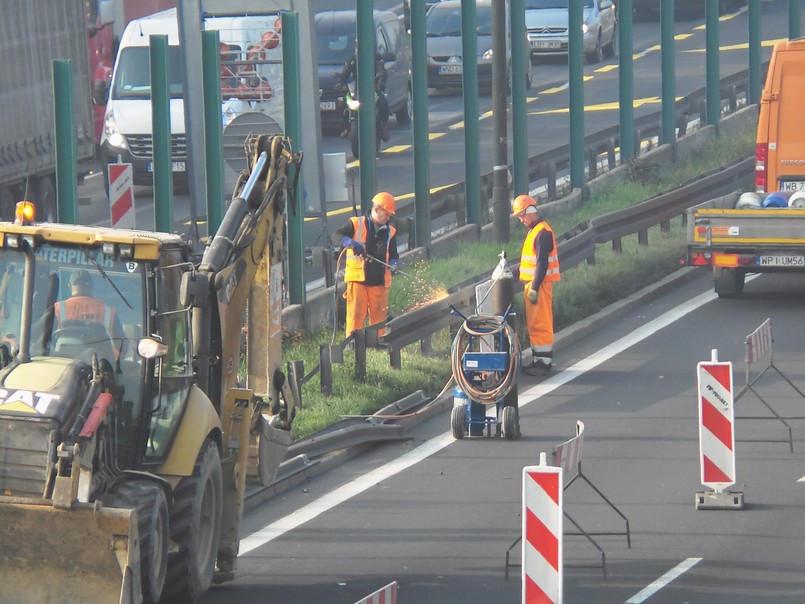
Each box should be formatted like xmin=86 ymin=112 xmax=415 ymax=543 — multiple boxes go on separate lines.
xmin=99 ymin=8 xmax=285 ymax=189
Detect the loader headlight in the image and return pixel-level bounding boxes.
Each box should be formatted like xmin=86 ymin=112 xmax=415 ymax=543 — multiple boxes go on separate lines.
xmin=138 ymin=336 xmax=168 ymax=359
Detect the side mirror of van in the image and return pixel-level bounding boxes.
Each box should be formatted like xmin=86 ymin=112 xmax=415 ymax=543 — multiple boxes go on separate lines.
xmin=403 ymin=0 xmax=411 ymax=32
xmin=382 ymin=51 xmax=397 ymax=64
xmin=92 ymin=79 xmax=109 ymax=106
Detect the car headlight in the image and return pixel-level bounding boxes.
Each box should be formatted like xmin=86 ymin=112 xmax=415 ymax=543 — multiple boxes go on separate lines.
xmin=102 ymin=112 xmax=128 ymax=152
xmin=482 ymin=48 xmax=494 ymax=61
xmin=582 ymin=23 xmax=589 ymax=34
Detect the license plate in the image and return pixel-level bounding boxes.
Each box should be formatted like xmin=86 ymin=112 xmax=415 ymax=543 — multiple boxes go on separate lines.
xmin=780 ymin=181 xmax=805 ymax=192
xmin=319 ymin=101 xmax=336 ymax=111
xmin=439 ymin=64 xmax=462 ymax=75
xmin=146 ymin=161 xmax=186 ymax=173
xmin=758 ymin=255 xmax=805 ymax=266
xmin=532 ymin=40 xmax=561 ymax=50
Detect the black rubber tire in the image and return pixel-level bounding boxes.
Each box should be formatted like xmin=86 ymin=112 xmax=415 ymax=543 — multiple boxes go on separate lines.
xmin=603 ymin=23 xmax=617 ymax=58
xmin=586 ymin=32 xmax=603 ymax=65
xmin=502 ymin=406 xmax=519 ymax=441
xmin=714 ymin=267 xmax=745 ymax=298
xmin=33 ymin=174 xmax=57 ymax=222
xmin=104 ymin=479 xmax=169 ymax=603
xmin=451 ymin=405 xmax=466 ymax=439
xmin=396 ymin=86 xmax=412 ymax=125
xmin=163 ymin=439 xmax=223 ymax=602
xmin=350 ymin=125 xmax=360 ymax=160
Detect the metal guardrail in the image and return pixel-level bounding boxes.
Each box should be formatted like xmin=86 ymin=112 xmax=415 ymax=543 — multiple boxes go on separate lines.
xmin=389 ymin=68 xmax=757 ymax=243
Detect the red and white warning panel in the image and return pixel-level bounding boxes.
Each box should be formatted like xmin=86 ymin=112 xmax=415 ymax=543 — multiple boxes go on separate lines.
xmin=697 ymin=352 xmax=736 ymax=492
xmin=107 ymin=162 xmax=136 ymax=229
xmin=522 ymin=454 xmax=563 ymax=604
xmin=352 ymin=581 xmax=397 ymax=604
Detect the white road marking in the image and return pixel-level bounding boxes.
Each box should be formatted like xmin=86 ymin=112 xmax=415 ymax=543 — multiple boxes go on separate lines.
xmin=240 ymin=287 xmax=718 ymax=556
xmin=624 ymin=557 xmax=703 ymax=603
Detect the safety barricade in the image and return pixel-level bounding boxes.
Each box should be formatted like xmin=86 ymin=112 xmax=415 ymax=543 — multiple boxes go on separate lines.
xmin=353 ymin=581 xmax=397 ymax=604
xmin=520 ymin=453 xmax=563 ymax=604
xmin=695 ymin=350 xmax=744 ymax=510
xmin=505 ymin=422 xmax=630 ymax=582
xmin=735 ymin=318 xmax=804 ymax=453
xmin=107 ymin=162 xmax=136 ymax=229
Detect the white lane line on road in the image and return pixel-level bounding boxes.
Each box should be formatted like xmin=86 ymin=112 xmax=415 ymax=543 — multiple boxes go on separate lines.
xmin=240 ymin=288 xmax=718 ymax=556
xmin=624 ymin=557 xmax=703 ymax=603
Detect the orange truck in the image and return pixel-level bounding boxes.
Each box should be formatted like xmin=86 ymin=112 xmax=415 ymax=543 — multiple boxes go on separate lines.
xmin=687 ymin=39 xmax=805 ymax=298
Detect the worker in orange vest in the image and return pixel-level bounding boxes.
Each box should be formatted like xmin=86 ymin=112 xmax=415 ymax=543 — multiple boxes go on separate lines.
xmin=53 ymin=270 xmax=124 ymax=357
xmin=335 ymin=192 xmax=400 ymax=338
xmin=513 ymin=194 xmax=560 ymax=376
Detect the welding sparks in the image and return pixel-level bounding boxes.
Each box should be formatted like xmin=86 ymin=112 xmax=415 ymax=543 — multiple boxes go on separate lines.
xmin=406 ymin=286 xmax=449 ymax=311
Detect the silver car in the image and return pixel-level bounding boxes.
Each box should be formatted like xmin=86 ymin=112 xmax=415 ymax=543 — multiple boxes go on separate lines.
xmin=526 ymin=0 xmax=617 ymax=64
xmin=426 ymin=0 xmax=533 ymax=92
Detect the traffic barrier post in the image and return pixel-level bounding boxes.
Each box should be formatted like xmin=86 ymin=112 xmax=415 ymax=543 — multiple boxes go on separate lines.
xmin=353 ymin=580 xmax=397 ymax=604
xmin=734 ymin=318 xmax=803 ymax=453
xmin=695 ymin=349 xmax=744 ymax=510
xmin=521 ymin=452 xmax=563 ymax=604
xmin=107 ymin=162 xmax=136 ymax=229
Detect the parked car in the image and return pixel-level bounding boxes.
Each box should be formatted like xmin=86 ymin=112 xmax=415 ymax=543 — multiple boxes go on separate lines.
xmin=633 ymin=0 xmax=745 ymax=21
xmin=525 ymin=0 xmax=617 ymax=64
xmin=315 ymin=10 xmax=412 ymax=135
xmin=425 ymin=0 xmax=533 ymax=92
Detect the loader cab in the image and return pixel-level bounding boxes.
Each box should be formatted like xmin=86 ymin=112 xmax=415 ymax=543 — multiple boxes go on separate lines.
xmin=0 ymin=226 xmax=195 ymax=471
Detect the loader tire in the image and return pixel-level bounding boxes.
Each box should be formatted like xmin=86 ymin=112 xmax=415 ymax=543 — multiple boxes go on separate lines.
xmin=104 ymin=479 xmax=169 ymax=603
xmin=163 ymin=439 xmax=223 ymax=602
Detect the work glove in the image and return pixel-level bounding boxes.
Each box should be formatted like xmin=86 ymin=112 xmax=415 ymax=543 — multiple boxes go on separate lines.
xmin=389 ymin=259 xmax=400 ymax=276
xmin=341 ymin=236 xmax=365 ymax=257
xmin=527 ymin=285 xmax=538 ymax=304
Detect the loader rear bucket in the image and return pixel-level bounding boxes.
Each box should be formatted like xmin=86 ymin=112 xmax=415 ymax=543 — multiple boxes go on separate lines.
xmin=0 ymin=498 xmax=140 ymax=604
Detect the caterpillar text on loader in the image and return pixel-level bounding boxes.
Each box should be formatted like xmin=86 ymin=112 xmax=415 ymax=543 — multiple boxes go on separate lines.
xmin=0 ymin=134 xmax=301 ymax=603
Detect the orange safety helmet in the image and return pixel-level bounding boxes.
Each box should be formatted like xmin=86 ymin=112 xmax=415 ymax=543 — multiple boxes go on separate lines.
xmin=372 ymin=191 xmax=396 ymax=215
xmin=512 ymin=194 xmax=537 ymax=215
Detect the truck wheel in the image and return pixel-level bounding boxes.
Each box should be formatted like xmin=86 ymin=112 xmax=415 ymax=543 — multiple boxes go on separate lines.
xmin=32 ymin=175 xmax=57 ymax=222
xmin=163 ymin=439 xmax=223 ymax=602
xmin=714 ymin=267 xmax=745 ymax=298
xmin=104 ymin=480 xmax=169 ymax=603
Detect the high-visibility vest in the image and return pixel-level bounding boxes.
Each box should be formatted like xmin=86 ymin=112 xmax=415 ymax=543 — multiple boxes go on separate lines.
xmin=520 ymin=221 xmax=560 ymax=283
xmin=344 ymin=216 xmax=397 ymax=286
xmin=54 ymin=296 xmax=116 ymax=333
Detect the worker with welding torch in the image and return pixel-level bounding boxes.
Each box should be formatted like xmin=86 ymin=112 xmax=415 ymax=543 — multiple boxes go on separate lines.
xmin=335 ymin=192 xmax=399 ymax=338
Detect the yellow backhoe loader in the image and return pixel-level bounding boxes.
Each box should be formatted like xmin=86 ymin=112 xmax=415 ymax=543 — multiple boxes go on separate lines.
xmin=0 ymin=134 xmax=301 ymax=603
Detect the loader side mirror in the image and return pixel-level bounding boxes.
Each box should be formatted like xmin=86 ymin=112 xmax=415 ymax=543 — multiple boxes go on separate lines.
xmin=180 ymin=271 xmax=210 ymax=309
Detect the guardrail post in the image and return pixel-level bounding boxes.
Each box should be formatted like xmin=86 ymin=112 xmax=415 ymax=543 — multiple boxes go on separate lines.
xmin=660 ymin=219 xmax=670 ymax=233
xmin=420 ymin=336 xmax=433 ymax=356
xmin=545 ymin=161 xmax=557 ymax=199
xmin=287 ymin=360 xmax=304 ymax=409
xmin=638 ymin=228 xmax=649 ymax=245
xmin=606 ymin=138 xmax=617 ymax=171
xmin=611 ymin=237 xmax=622 ymax=253
xmin=587 ymin=147 xmax=598 ymax=180
xmin=355 ymin=329 xmax=367 ymax=383
xmin=676 ymin=112 xmax=689 ymax=137
xmin=319 ymin=344 xmax=332 ymax=395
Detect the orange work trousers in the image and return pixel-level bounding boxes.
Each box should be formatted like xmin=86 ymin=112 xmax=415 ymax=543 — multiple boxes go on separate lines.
xmin=344 ymin=281 xmax=389 ymax=338
xmin=523 ymin=280 xmax=554 ymax=354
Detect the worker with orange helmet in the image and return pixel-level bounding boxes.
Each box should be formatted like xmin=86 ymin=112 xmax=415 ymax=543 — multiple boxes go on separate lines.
xmin=335 ymin=191 xmax=400 ymax=338
xmin=512 ymin=194 xmax=560 ymax=375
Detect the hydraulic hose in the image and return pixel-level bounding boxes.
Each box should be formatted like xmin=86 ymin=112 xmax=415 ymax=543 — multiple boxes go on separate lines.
xmin=450 ymin=313 xmax=520 ymax=405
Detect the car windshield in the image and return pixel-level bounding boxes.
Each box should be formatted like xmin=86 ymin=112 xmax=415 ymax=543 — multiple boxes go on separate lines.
xmin=112 ymin=46 xmax=185 ymax=99
xmin=316 ymin=21 xmax=357 ymax=64
xmin=426 ymin=6 xmax=492 ymax=36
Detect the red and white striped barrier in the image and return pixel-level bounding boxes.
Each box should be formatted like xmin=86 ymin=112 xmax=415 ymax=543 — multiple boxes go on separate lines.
xmin=552 ymin=420 xmax=584 ymax=477
xmin=108 ymin=162 xmax=136 ymax=229
xmin=522 ymin=453 xmax=563 ymax=604
xmin=697 ymin=350 xmax=736 ymax=493
xmin=353 ymin=581 xmax=397 ymax=604
xmin=745 ymin=318 xmax=772 ymax=365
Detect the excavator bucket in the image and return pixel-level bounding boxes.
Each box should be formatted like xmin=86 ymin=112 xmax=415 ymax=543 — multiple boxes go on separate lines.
xmin=0 ymin=499 xmax=140 ymax=604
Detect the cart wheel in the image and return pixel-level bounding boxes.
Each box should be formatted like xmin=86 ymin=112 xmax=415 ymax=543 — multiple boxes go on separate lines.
xmin=451 ymin=406 xmax=466 ymax=439
xmin=502 ymin=406 xmax=519 ymax=440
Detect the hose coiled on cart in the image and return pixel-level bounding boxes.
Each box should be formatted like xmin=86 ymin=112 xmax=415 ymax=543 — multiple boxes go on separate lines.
xmin=450 ymin=313 xmax=521 ymax=405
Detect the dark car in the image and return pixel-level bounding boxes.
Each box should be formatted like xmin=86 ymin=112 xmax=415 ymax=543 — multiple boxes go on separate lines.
xmin=315 ymin=10 xmax=413 ymax=135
